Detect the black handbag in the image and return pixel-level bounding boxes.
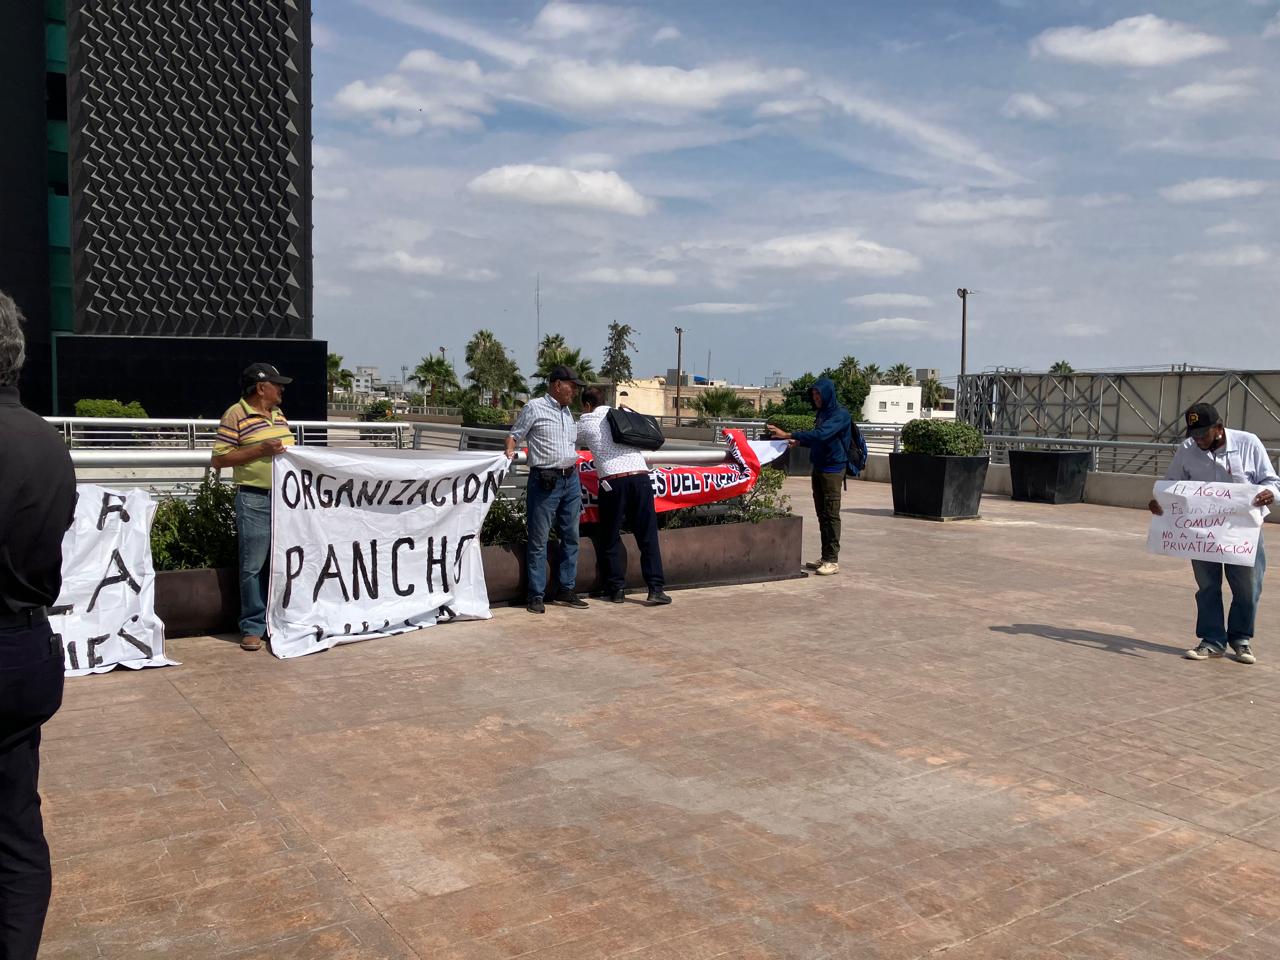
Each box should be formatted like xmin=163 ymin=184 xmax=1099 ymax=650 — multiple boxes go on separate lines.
xmin=606 ymin=406 xmax=665 ymax=450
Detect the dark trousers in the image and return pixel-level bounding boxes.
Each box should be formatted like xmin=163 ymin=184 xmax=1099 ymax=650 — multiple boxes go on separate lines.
xmin=597 ymin=473 xmax=664 ymax=592
xmin=0 ymin=620 xmax=64 ymax=960
xmin=811 ymin=470 xmax=843 ymax=563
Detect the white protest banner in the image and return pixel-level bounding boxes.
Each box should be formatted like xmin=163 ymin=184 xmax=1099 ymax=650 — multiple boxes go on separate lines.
xmin=1147 ymin=480 xmax=1268 ymax=567
xmin=267 ymin=447 xmax=509 ymax=659
xmin=51 ymin=485 xmax=176 ymax=677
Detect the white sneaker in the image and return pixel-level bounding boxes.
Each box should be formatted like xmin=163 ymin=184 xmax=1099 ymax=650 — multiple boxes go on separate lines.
xmin=815 ymin=561 xmax=839 ymax=576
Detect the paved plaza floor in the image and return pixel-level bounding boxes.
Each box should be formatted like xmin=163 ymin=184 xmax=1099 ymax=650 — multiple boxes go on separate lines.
xmin=38 ymin=477 xmax=1280 ymax=959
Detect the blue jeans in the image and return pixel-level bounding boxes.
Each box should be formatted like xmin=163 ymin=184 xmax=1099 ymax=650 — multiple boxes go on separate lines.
xmin=234 ymin=488 xmax=272 ymax=638
xmin=1193 ymin=538 xmax=1266 ymax=651
xmin=525 ymin=470 xmax=581 ymax=601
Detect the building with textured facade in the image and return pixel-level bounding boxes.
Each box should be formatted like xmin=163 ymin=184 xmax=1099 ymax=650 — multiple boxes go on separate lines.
xmin=0 ymin=0 xmax=325 ymax=418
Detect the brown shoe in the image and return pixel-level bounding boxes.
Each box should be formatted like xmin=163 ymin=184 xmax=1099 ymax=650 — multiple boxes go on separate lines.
xmin=240 ymin=635 xmax=263 ymax=651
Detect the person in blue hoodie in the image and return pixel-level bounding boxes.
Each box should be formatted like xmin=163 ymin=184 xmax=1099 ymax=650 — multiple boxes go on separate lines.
xmin=767 ymin=377 xmax=852 ymax=575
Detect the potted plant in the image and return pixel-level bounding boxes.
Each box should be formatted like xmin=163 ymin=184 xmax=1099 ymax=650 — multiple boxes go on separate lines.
xmin=889 ymin=419 xmax=988 ymax=521
xmin=1008 ymin=446 xmax=1091 ymax=504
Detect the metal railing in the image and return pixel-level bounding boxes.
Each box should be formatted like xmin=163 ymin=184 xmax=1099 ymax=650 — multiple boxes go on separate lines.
xmin=46 ymin=416 xmax=409 ymax=449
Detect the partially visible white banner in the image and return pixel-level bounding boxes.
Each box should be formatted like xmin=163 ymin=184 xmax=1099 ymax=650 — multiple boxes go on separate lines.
xmin=52 ymin=486 xmax=176 ymax=676
xmin=266 ymin=447 xmax=509 ymax=659
xmin=1147 ymin=480 xmax=1268 ymax=568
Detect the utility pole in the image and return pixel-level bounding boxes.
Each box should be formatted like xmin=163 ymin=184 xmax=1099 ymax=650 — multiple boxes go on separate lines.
xmin=706 ymin=349 xmax=711 ymax=383
xmin=956 ymin=288 xmax=974 ymax=378
xmin=535 ymin=274 xmax=541 ymax=359
xmin=674 ymin=326 xmax=684 ymax=426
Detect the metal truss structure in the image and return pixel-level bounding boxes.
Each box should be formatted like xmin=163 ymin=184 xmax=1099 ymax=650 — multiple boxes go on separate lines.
xmin=67 ymin=0 xmax=312 ymax=338
xmin=958 ymin=369 xmax=1280 ymax=445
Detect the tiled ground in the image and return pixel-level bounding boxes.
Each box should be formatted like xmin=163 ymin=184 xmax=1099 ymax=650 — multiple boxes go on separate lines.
xmin=38 ymin=478 xmax=1280 ymax=959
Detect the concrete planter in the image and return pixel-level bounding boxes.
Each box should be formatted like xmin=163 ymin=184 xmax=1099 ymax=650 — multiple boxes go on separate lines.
xmin=1009 ymin=450 xmax=1090 ymax=505
xmin=153 ymin=517 xmax=805 ymax=634
xmin=155 ymin=567 xmax=239 ymax=638
xmin=889 ymin=453 xmax=988 ymax=521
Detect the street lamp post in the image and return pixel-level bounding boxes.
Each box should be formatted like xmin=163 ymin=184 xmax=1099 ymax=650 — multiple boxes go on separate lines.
xmin=674 ymin=326 xmax=684 ymax=426
xmin=956 ymin=288 xmax=974 ymax=378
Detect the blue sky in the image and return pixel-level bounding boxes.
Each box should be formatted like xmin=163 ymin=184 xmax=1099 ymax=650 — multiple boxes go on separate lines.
xmin=310 ymin=0 xmax=1280 ymax=387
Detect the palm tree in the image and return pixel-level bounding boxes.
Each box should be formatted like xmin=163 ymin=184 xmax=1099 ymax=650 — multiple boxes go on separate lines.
xmin=885 ymin=363 xmax=915 ymax=386
xmin=1049 ymin=360 xmax=1075 ymax=376
xmin=862 ymin=363 xmax=882 ymax=385
xmin=836 ymin=355 xmax=861 ymax=382
xmin=921 ymin=378 xmax=944 ymax=410
xmin=533 ymin=334 xmax=597 ymax=395
xmin=326 ymin=352 xmax=354 ymax=401
xmin=691 ymin=386 xmax=756 ymax=422
xmin=409 ymin=355 xmax=459 ymax=405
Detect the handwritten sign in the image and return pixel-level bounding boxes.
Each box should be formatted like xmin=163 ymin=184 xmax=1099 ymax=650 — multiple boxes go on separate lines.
xmin=1147 ymin=480 xmax=1268 ymax=567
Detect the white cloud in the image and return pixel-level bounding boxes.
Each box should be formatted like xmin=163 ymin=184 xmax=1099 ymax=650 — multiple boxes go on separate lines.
xmin=398 ymin=49 xmax=485 ymax=82
xmin=1061 ymin=323 xmax=1105 ymax=338
xmin=846 ymin=317 xmax=935 ymax=337
xmin=915 ymin=196 xmax=1050 ymax=224
xmin=1032 ymin=15 xmax=1228 ymax=68
xmin=1159 ymin=178 xmax=1269 ymax=203
xmin=1206 ymin=220 xmax=1250 ymax=236
xmin=652 ymin=26 xmax=682 ymax=43
xmin=467 ymin=164 xmax=654 ymax=216
xmin=673 ymin=302 xmax=779 ymax=314
xmin=356 ymin=0 xmax=537 ymax=66
xmin=749 ymin=229 xmax=920 ymax=275
xmin=1002 ymin=93 xmax=1058 ymax=121
xmin=312 ymin=145 xmax=346 ymax=168
xmin=316 ymin=279 xmax=352 ymax=298
xmin=527 ymin=59 xmax=805 ymax=113
xmin=333 ymin=77 xmax=490 ymax=132
xmin=845 ymin=293 xmax=934 ymax=308
xmin=530 ymin=2 xmax=631 ymax=41
xmin=312 ymin=22 xmax=338 ymax=50
xmin=1156 ymin=81 xmax=1256 ymax=109
xmin=754 ymin=98 xmax=829 ymax=119
xmin=356 ymin=250 xmax=447 ymax=276
xmin=315 ymin=186 xmax=351 ymax=201
xmin=1265 ymin=12 xmax=1280 ymax=40
xmin=1078 ymin=193 xmax=1131 ymax=208
xmin=563 ymin=152 xmax=617 ymax=170
xmin=820 ymin=87 xmax=1018 ymax=184
xmin=1175 ymin=245 xmax=1271 ymax=267
xmin=577 ymin=266 xmax=678 ymax=285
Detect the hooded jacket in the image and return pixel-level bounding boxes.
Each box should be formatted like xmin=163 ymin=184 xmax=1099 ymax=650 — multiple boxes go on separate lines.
xmin=791 ymin=377 xmax=852 ymax=473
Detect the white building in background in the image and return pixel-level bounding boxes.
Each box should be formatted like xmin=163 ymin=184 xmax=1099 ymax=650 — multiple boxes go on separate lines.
xmin=861 ymin=384 xmax=922 ymax=423
xmin=353 ymin=366 xmax=378 ymax=395
xmin=916 ymin=368 xmax=940 ymax=384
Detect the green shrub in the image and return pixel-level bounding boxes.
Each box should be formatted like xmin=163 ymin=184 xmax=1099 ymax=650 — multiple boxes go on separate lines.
xmin=462 ymin=403 xmax=511 ymax=426
xmin=481 ymin=492 xmax=528 ymax=546
xmin=900 ymin=419 xmax=985 ymax=457
xmin=75 ymin=398 xmax=148 ymax=418
xmin=664 ymin=467 xmax=792 ymax=529
xmin=359 ymin=399 xmax=398 ymax=422
xmin=766 ymin=413 xmax=815 ymax=434
xmin=151 ymin=475 xmax=238 ymax=571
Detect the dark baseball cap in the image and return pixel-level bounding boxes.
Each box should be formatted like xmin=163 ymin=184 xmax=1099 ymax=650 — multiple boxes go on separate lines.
xmin=242 ymin=362 xmax=293 ymax=387
xmin=548 ymin=364 xmax=585 ymax=385
xmin=1184 ymin=402 xmax=1221 ymax=438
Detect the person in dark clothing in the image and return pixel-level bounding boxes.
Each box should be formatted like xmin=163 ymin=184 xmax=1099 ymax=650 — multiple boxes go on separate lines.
xmin=768 ymin=377 xmax=852 ymax=575
xmin=0 ymin=292 xmax=77 ymax=960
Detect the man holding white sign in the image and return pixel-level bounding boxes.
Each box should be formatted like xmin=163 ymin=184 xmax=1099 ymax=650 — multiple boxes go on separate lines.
xmin=1149 ymin=403 xmax=1278 ymax=664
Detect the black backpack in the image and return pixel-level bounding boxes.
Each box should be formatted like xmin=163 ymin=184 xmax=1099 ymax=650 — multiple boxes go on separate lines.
xmin=606 ymin=406 xmax=666 ymax=450
xmin=846 ymin=421 xmax=868 ymax=477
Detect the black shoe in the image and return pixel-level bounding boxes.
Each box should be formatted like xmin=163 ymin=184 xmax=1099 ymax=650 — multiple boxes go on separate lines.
xmin=527 ymin=598 xmax=545 ymax=614
xmin=588 ymin=589 xmax=608 ymax=599
xmin=609 ymin=589 xmax=626 ymax=603
xmin=647 ymin=589 xmax=672 ymax=605
xmin=552 ymin=594 xmax=589 ymax=609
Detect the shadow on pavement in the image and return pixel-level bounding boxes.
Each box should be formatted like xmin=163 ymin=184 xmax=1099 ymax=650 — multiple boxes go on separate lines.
xmin=843 ymin=507 xmax=896 ymax=518
xmin=990 ymin=623 xmax=1184 ymax=658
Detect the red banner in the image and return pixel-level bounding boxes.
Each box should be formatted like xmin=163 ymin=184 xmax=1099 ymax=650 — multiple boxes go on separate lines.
xmin=576 ymin=429 xmax=772 ymax=523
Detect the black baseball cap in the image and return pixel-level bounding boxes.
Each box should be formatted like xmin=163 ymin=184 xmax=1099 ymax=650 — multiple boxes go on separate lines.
xmin=1184 ymin=402 xmax=1221 ymax=438
xmin=241 ymin=362 xmax=293 ymax=387
xmin=548 ymin=364 xmax=585 ymax=385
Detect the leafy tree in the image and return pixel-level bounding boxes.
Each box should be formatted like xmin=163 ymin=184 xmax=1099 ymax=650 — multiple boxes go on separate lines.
xmin=409 ymin=355 xmax=459 ymax=405
xmin=465 ymin=329 xmax=521 ymax=407
xmin=822 ymin=364 xmax=871 ymax=420
xmin=691 ymin=386 xmax=756 ymax=423
xmin=836 ymin=355 xmax=861 ymax=381
xmin=921 ymin=378 xmax=945 ymax=410
xmin=777 ymin=372 xmax=818 ymax=414
xmin=599 ymin=321 xmax=637 ymax=392
xmin=326 ymin=352 xmax=354 ymax=400
xmin=1049 ymin=360 xmax=1075 ymax=376
xmin=862 ymin=363 xmax=882 ymax=385
xmin=885 ymin=363 xmax=915 ymax=386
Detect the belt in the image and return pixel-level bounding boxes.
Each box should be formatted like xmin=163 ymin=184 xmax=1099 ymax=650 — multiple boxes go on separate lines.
xmin=604 ymin=470 xmax=649 ymax=480
xmin=531 ymin=465 xmax=575 ymax=477
xmin=238 ymin=485 xmax=270 ymax=496
xmin=0 ymin=607 xmax=48 ymax=629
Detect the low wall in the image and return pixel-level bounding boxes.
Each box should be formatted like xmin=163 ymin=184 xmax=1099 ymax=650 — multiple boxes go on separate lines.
xmin=858 ymin=454 xmax=1280 ymax=522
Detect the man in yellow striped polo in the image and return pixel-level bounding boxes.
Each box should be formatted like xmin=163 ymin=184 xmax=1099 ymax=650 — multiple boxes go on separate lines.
xmin=211 ymin=363 xmax=294 ymax=651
